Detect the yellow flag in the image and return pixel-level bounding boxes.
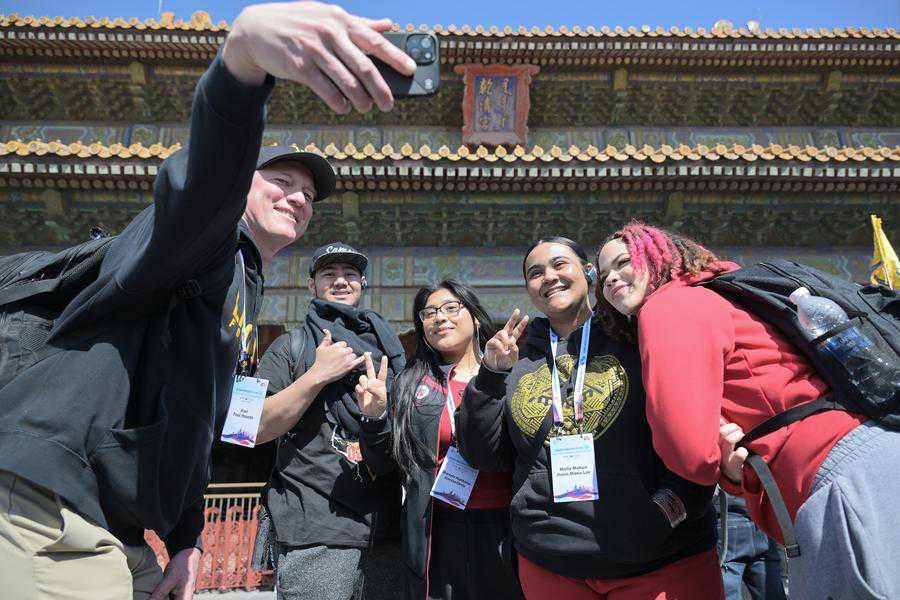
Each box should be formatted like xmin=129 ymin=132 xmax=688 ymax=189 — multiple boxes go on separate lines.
xmin=869 ymin=214 xmax=899 ymax=289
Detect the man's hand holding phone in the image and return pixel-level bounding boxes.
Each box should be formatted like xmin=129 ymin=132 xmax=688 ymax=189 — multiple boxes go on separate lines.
xmin=221 ymin=1 xmax=418 ymax=113
xmin=374 ymin=32 xmax=441 ymax=97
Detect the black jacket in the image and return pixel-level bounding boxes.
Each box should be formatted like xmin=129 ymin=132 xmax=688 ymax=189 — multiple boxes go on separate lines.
xmin=0 ymin=56 xmax=273 ymax=555
xmin=360 ymin=368 xmax=466 ymax=600
xmin=363 ymin=366 xmax=521 ymax=600
xmin=259 ymin=300 xmax=406 ymax=549
xmin=457 ymin=317 xmax=716 ymax=579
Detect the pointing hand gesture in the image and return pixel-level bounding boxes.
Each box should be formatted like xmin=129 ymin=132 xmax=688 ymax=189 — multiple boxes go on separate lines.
xmin=355 ymin=352 xmax=389 ymax=418
xmin=483 ymin=309 xmax=530 ymax=372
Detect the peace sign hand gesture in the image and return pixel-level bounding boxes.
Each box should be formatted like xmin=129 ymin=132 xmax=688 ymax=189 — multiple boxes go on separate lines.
xmin=483 ymin=309 xmax=530 ymax=372
xmin=355 ymin=352 xmax=389 ymax=418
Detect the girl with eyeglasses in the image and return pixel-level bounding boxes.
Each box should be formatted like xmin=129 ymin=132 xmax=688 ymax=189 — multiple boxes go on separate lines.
xmin=456 ymin=238 xmax=722 ymax=600
xmin=356 ymin=280 xmax=523 ymax=600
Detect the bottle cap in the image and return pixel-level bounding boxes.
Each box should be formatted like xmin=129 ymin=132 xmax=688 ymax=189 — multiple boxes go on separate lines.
xmin=788 ymin=287 xmax=810 ymax=305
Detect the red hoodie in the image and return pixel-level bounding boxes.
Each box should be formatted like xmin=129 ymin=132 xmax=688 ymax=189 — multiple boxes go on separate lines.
xmin=636 ymin=261 xmax=864 ymax=542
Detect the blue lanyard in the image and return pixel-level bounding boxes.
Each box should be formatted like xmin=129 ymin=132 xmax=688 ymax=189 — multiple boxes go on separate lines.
xmin=549 ymin=318 xmax=591 ymax=425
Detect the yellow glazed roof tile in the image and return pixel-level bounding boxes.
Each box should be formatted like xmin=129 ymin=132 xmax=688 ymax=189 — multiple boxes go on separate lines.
xmin=1 ymin=14 xmax=898 ymax=39
xmin=3 ymin=140 xmax=899 ymax=164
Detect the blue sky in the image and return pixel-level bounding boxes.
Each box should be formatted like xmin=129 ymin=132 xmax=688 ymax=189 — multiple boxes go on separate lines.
xmin=3 ymin=0 xmax=898 ymax=30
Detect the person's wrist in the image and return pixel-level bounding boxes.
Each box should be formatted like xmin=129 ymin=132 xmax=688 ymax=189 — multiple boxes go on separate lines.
xmin=481 ymin=359 xmax=511 ymax=374
xmin=305 ymin=364 xmax=328 ymax=388
xmin=360 ymin=408 xmax=387 ymax=421
xmin=221 ymin=26 xmax=267 ymax=87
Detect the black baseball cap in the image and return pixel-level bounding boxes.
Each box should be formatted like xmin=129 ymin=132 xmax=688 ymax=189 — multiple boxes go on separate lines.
xmin=309 ymin=242 xmax=369 ymax=277
xmin=256 ymin=146 xmax=336 ymax=202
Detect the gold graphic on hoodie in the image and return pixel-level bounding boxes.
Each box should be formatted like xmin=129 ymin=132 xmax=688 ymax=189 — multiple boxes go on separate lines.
xmin=227 ymin=290 xmax=258 ymax=370
xmin=510 ymin=354 xmax=628 ymax=443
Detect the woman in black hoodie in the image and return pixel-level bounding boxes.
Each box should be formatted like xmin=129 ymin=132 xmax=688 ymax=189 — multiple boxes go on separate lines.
xmin=457 ymin=238 xmax=723 ymax=600
xmin=357 ymin=280 xmax=523 ymax=600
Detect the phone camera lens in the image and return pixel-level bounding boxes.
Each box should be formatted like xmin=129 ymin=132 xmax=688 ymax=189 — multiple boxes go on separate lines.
xmin=406 ymin=34 xmax=436 ymax=65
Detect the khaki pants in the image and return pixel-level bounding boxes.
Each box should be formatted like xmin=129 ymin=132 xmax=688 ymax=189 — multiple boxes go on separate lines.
xmin=0 ymin=471 xmax=164 ymax=600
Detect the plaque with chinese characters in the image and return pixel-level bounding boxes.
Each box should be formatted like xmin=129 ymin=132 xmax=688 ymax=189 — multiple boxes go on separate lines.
xmin=455 ymin=64 xmax=540 ymax=146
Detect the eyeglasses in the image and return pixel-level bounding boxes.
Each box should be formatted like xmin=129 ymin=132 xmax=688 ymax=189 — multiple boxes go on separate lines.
xmin=418 ymin=300 xmax=464 ymax=322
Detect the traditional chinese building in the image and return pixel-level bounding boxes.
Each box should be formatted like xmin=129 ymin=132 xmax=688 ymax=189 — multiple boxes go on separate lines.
xmin=2 ymin=12 xmax=898 ymax=337
xmin=1 ymin=10 xmax=898 ymax=590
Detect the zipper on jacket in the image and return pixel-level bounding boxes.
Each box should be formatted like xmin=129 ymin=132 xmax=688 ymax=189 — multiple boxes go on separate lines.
xmin=423 ymin=378 xmax=447 ymax=599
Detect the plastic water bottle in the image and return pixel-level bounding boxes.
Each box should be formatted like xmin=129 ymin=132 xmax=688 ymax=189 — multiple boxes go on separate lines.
xmin=789 ymin=287 xmax=899 ymax=412
xmin=789 ymin=287 xmax=850 ymax=339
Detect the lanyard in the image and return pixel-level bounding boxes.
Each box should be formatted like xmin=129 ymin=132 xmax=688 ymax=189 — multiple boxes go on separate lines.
xmin=549 ymin=318 xmax=591 ymax=425
xmin=444 ymin=370 xmax=459 ymax=441
xmin=236 ymin=251 xmax=251 ymax=376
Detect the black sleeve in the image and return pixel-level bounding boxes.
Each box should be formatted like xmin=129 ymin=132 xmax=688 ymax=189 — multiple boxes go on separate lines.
xmin=113 ymin=54 xmax=275 ymax=294
xmin=359 ymin=375 xmax=400 ymax=477
xmin=163 ymin=497 xmax=205 ymax=555
xmin=256 ymin=332 xmax=300 ymax=396
xmin=456 ymin=367 xmax=515 ymax=472
xmin=359 ymin=414 xmax=396 ymax=477
xmin=654 ymin=470 xmax=716 ymax=527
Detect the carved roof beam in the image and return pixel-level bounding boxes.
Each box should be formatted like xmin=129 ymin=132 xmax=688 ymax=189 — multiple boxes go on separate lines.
xmin=1 ymin=20 xmax=897 ymax=66
xmin=2 ymin=154 xmax=897 ymax=194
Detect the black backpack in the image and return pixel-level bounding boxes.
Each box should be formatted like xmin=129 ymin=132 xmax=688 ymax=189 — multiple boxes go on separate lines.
xmin=703 ymin=259 xmax=900 ymax=556
xmin=0 ymin=234 xmax=116 ymax=389
xmin=0 ymin=231 xmax=220 ymax=391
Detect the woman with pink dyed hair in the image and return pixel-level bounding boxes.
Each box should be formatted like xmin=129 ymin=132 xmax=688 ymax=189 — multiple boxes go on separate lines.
xmin=594 ymin=222 xmax=900 ymax=600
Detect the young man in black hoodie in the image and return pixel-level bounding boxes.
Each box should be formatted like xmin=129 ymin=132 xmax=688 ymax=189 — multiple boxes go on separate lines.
xmin=0 ymin=4 xmax=416 ymax=600
xmin=254 ymin=242 xmax=406 ymax=600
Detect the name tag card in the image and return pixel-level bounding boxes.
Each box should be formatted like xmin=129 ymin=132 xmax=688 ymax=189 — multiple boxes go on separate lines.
xmin=550 ymin=434 xmax=599 ymax=503
xmin=220 ymin=376 xmax=268 ymax=448
xmin=430 ymin=446 xmax=479 ymax=509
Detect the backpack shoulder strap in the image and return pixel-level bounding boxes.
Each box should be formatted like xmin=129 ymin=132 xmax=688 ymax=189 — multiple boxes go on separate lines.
xmin=288 ymin=327 xmax=309 ymax=382
xmin=739 ymin=396 xmax=847 ymax=447
xmin=735 ymin=395 xmax=847 ymax=559
xmin=717 ymin=489 xmax=729 ymax=566
xmin=744 ymin=453 xmax=801 ymax=558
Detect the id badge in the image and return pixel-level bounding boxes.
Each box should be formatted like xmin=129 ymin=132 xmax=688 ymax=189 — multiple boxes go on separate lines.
xmin=220 ymin=376 xmax=268 ymax=448
xmin=429 ymin=446 xmax=479 ymax=509
xmin=550 ymin=434 xmax=599 ymax=503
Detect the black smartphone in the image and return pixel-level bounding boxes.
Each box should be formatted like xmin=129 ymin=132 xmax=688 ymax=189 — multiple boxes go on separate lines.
xmin=372 ymin=32 xmax=440 ymax=98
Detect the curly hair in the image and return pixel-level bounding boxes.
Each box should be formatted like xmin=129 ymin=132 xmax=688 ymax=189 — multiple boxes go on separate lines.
xmin=594 ymin=221 xmax=726 ymax=342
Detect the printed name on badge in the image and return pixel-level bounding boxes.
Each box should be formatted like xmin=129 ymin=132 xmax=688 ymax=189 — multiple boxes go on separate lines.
xmin=550 ymin=433 xmax=599 ymax=503
xmin=430 ymin=446 xmax=479 ymax=509
xmin=221 ymin=376 xmax=269 ymax=448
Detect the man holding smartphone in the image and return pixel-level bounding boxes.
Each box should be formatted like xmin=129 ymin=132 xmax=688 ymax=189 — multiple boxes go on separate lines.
xmin=0 ymin=4 xmax=415 ymax=600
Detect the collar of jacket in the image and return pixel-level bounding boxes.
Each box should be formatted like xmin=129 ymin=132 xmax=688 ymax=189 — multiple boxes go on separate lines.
xmin=237 ymin=221 xmax=265 ymax=286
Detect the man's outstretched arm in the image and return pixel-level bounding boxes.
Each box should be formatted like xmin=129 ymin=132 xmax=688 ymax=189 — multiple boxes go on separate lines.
xmin=115 ymin=1 xmax=416 ymax=295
